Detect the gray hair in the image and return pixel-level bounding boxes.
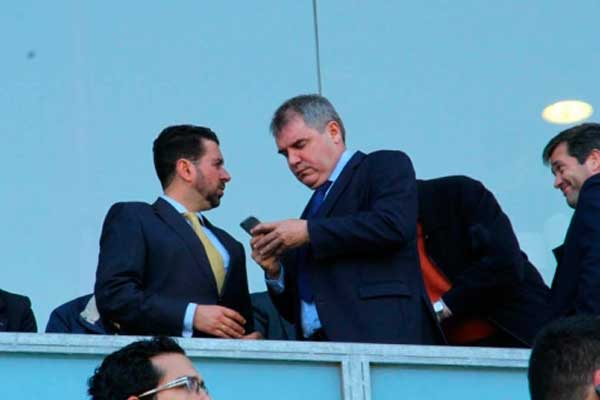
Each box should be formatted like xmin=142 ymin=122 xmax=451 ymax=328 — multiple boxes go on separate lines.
xmin=270 ymin=94 xmax=346 ymax=141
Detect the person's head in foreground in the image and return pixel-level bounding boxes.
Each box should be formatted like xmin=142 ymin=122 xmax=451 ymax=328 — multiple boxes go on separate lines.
xmin=88 ymin=336 xmax=210 ymax=400
xmin=529 ymin=316 xmax=600 ymax=400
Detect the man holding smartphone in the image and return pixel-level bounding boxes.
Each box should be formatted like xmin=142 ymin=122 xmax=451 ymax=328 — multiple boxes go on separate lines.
xmin=250 ymin=94 xmax=440 ymax=344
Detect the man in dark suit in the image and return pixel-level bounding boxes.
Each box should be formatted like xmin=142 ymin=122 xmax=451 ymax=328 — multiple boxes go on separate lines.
xmin=250 ymin=94 xmax=438 ymax=344
xmin=95 ymin=125 xmax=258 ymax=338
xmin=543 ymin=123 xmax=600 ymax=319
xmin=417 ymin=175 xmax=550 ymax=347
xmin=0 ymin=288 xmax=37 ymax=332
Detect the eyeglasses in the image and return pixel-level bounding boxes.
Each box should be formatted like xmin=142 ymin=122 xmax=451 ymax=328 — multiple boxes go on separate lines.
xmin=137 ymin=375 xmax=208 ymax=398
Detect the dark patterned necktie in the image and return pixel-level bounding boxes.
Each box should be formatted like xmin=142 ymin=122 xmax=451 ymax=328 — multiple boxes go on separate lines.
xmin=298 ymin=180 xmax=332 ymax=302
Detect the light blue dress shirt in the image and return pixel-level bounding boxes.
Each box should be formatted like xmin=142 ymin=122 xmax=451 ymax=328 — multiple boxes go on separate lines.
xmin=267 ymin=149 xmax=355 ymax=337
xmin=160 ymin=195 xmax=230 ymax=337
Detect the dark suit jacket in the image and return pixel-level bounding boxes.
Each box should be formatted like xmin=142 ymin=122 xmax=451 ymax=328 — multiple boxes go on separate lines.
xmin=0 ymin=289 xmax=37 ymax=332
xmin=94 ymin=198 xmax=253 ymax=336
xmin=271 ymin=150 xmax=439 ymax=344
xmin=550 ymin=173 xmax=600 ymax=318
xmin=251 ymin=291 xmax=295 ymax=340
xmin=417 ymin=176 xmax=551 ymax=346
xmin=46 ymin=294 xmax=108 ymax=334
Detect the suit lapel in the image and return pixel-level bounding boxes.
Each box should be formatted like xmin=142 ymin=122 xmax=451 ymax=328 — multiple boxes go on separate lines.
xmin=152 ymin=198 xmax=218 ymax=292
xmin=292 ymin=153 xmax=366 ymax=281
xmin=316 ymin=151 xmax=365 ymax=217
xmin=300 ymin=191 xmax=318 ymax=219
xmin=552 ymin=245 xmax=565 ymax=263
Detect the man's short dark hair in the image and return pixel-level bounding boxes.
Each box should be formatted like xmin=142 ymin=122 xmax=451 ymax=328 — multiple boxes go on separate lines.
xmin=542 ymin=123 xmax=600 ymax=165
xmin=270 ymin=94 xmax=346 ymax=141
xmin=88 ymin=336 xmax=185 ymax=400
xmin=153 ymin=125 xmax=220 ymax=189
xmin=529 ymin=316 xmax=600 ymax=400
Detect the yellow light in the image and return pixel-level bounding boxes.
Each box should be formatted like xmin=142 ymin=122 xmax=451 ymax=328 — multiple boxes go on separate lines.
xmin=542 ymin=100 xmax=593 ymax=124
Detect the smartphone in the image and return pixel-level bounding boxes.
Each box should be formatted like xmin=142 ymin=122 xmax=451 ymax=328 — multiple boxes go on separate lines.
xmin=240 ymin=216 xmax=260 ymax=235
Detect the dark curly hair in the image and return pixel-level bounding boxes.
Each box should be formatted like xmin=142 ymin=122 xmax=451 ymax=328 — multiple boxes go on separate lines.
xmin=270 ymin=94 xmax=346 ymax=141
xmin=88 ymin=336 xmax=185 ymax=400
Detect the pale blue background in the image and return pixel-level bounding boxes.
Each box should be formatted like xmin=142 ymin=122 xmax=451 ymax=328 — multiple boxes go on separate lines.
xmin=1 ymin=1 xmax=599 ymax=328
xmin=0 ymin=352 xmax=341 ymax=399
xmin=371 ymin=364 xmax=527 ymax=400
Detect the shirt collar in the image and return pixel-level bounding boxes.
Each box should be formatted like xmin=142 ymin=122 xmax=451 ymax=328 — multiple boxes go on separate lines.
xmin=160 ymin=194 xmax=205 ymax=223
xmin=328 ymin=149 xmax=355 ymax=184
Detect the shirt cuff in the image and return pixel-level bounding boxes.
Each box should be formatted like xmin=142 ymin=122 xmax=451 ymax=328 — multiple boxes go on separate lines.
xmin=437 ymin=298 xmax=452 ymax=319
xmin=182 ymin=303 xmax=197 ymax=337
xmin=265 ymin=264 xmax=285 ymax=294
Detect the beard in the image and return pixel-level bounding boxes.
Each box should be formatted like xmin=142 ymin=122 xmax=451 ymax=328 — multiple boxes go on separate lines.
xmin=206 ymin=192 xmax=222 ymax=208
xmin=193 ymin=170 xmax=224 ymax=210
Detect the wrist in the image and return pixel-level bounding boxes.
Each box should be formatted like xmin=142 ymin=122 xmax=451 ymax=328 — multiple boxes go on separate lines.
xmin=433 ymin=299 xmax=452 ymax=322
xmin=266 ymin=265 xmax=281 ymax=280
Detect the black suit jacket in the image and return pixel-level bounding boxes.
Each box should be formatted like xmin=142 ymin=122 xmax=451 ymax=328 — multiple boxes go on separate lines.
xmin=417 ymin=176 xmax=551 ymax=346
xmin=271 ymin=151 xmax=439 ymax=344
xmin=251 ymin=291 xmax=295 ymax=340
xmin=0 ymin=289 xmax=37 ymax=332
xmin=94 ymin=198 xmax=253 ymax=336
xmin=550 ymin=173 xmax=600 ymax=318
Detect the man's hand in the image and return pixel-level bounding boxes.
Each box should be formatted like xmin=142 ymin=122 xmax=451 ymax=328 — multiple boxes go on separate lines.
xmin=241 ymin=331 xmax=263 ymax=340
xmin=251 ymin=245 xmax=282 ymax=279
xmin=193 ymin=305 xmax=246 ymax=338
xmin=251 ymin=219 xmax=309 ymax=258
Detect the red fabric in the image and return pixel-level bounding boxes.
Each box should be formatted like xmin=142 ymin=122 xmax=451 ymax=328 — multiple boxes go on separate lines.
xmin=417 ymin=224 xmax=496 ymax=345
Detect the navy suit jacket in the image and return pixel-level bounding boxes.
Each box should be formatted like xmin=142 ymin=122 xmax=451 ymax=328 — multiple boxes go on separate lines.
xmin=251 ymin=291 xmax=295 ymax=340
xmin=417 ymin=176 xmax=551 ymax=346
xmin=46 ymin=294 xmax=109 ymax=334
xmin=0 ymin=289 xmax=37 ymax=333
xmin=94 ymin=198 xmax=253 ymax=336
xmin=271 ymin=150 xmax=439 ymax=344
xmin=550 ymin=173 xmax=600 ymax=318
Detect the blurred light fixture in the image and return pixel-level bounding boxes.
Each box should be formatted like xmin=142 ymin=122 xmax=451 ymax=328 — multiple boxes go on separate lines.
xmin=542 ymin=100 xmax=593 ymax=124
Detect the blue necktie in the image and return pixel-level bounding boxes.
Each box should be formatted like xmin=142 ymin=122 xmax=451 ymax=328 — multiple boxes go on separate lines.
xmin=298 ymin=180 xmax=332 ymax=302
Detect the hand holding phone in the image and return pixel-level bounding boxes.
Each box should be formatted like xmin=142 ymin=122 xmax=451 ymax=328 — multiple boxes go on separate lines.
xmin=240 ymin=216 xmax=260 ymax=235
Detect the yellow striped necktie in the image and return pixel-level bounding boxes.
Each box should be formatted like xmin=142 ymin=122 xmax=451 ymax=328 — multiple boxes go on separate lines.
xmin=183 ymin=212 xmax=225 ymax=294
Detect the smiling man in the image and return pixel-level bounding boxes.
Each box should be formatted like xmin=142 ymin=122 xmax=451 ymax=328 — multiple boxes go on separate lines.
xmin=95 ymin=125 xmax=257 ymax=339
xmin=250 ymin=94 xmax=440 ymax=344
xmin=543 ymin=122 xmax=600 ymax=319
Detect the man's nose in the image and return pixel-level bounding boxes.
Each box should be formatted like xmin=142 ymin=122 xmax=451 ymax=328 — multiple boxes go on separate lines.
xmin=553 ymin=174 xmax=562 ymax=189
xmin=287 ymin=150 xmax=300 ymax=167
xmin=221 ymin=168 xmax=231 ymax=182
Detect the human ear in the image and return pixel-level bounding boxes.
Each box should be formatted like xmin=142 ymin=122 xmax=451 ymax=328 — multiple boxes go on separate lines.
xmin=175 ymin=159 xmax=195 ymax=183
xmin=325 ymin=121 xmax=343 ymax=143
xmin=585 ymin=149 xmax=600 ymax=173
